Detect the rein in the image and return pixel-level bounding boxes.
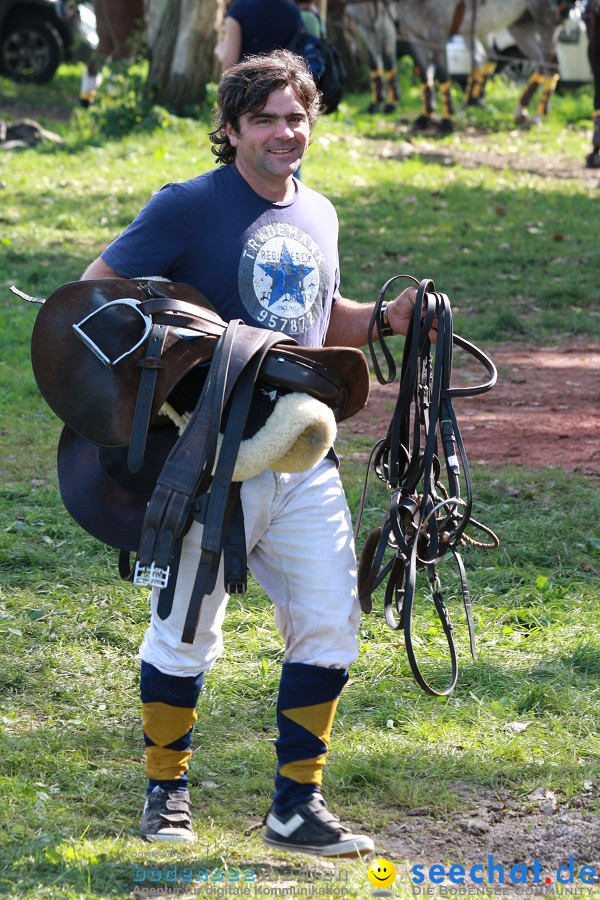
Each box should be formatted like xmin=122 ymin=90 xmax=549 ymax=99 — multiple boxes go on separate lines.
xmin=355 ymin=276 xmax=499 ymax=696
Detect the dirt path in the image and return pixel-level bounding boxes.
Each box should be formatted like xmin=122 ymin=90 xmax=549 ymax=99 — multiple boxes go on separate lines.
xmin=342 ymin=343 xmax=600 ymax=478
xmin=382 ymin=783 xmax=600 ymax=895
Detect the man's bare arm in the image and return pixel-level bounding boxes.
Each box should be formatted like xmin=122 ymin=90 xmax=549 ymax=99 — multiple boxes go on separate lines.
xmin=81 ymin=257 xmax=122 ymax=280
xmin=324 ymin=289 xmax=418 ymax=348
xmin=216 ymin=17 xmax=242 ymax=68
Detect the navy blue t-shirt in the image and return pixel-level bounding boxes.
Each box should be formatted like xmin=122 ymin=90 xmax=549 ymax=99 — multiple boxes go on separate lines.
xmin=102 ymin=164 xmax=342 ymax=349
xmin=226 ymin=0 xmax=303 ymax=57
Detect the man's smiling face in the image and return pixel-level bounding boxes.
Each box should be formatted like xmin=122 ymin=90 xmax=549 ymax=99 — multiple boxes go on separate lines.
xmin=226 ymin=85 xmax=310 ymax=198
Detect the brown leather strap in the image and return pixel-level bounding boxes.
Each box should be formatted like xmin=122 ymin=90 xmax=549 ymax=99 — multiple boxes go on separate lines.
xmin=127 ymin=323 xmax=168 ymax=473
xmin=449 ymin=0 xmax=466 ymax=36
xmin=181 ymin=328 xmax=283 ymax=643
xmin=139 ymin=296 xmax=227 ymax=336
xmin=137 ymin=322 xmax=239 ymax=570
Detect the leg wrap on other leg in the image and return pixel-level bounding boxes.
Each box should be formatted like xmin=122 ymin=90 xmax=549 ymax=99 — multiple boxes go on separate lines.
xmin=518 ymin=71 xmax=544 ymax=112
xmin=140 ymin=661 xmax=204 ymax=793
xmin=466 ymin=61 xmax=496 ymax=102
xmin=535 ymin=73 xmax=559 ymax=118
xmin=274 ymin=662 xmax=348 ymax=815
xmin=385 ymin=69 xmax=400 ymax=103
xmin=368 ymin=70 xmax=384 ymax=112
xmin=421 ymin=81 xmax=435 ymax=116
xmin=439 ymin=80 xmax=454 ymax=120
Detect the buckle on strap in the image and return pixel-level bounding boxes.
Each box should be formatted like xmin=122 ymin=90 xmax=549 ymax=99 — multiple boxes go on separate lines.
xmin=133 ymin=560 xmax=171 ymax=588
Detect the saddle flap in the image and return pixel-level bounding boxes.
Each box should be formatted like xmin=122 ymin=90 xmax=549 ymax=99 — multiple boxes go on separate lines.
xmin=31 ymin=278 xmax=222 ymax=447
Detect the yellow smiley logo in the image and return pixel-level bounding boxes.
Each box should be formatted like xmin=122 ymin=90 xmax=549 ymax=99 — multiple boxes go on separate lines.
xmin=368 ymin=857 xmax=397 ymax=889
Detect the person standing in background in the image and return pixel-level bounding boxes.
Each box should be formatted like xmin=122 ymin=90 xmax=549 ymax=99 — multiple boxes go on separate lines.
xmin=216 ymin=0 xmax=304 ymax=68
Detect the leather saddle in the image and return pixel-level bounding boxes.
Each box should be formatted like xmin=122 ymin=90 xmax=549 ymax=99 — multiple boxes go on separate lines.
xmin=26 ymin=278 xmax=371 ymax=644
xmin=31 ymin=279 xmax=368 ymax=450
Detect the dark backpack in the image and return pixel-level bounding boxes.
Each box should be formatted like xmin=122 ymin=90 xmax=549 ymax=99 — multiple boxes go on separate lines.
xmin=289 ymin=27 xmax=346 ymax=114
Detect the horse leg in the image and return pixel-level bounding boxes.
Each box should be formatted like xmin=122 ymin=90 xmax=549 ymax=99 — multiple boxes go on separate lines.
xmin=381 ymin=18 xmax=399 ymax=113
xmin=587 ymin=83 xmax=600 ymax=167
xmin=533 ymin=72 xmax=560 ymax=121
xmin=79 ymin=57 xmax=103 ymax=108
xmin=434 ymin=49 xmax=454 ymax=134
xmin=79 ymin=0 xmax=114 ymax=107
xmin=79 ymin=0 xmax=142 ymax=108
xmin=438 ymin=81 xmax=454 ymax=133
xmin=585 ymin=10 xmax=600 ymax=167
xmin=410 ymin=42 xmax=435 ymax=131
xmin=515 ymin=71 xmax=545 ymax=124
xmin=508 ymin=10 xmax=559 ymax=126
xmin=588 ymin=110 xmax=600 ymax=167
xmin=464 ymin=61 xmax=496 ymax=107
xmin=382 ymin=69 xmax=400 ymax=112
xmin=367 ymin=68 xmax=384 ymax=114
xmin=411 ymin=77 xmax=435 ymax=130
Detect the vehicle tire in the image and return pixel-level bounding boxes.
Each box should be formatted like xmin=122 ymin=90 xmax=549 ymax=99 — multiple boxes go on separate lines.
xmin=0 ymin=15 xmax=65 ymax=83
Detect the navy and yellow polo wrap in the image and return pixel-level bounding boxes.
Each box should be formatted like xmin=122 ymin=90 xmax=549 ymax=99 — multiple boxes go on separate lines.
xmin=274 ymin=662 xmax=348 ymax=815
xmin=140 ymin=661 xmax=204 ymax=793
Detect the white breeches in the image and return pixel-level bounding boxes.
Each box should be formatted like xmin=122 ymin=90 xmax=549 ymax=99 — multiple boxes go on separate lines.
xmin=139 ymin=458 xmax=360 ymax=677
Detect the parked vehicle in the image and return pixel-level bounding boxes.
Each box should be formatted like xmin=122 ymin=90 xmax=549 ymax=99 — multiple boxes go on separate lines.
xmin=447 ymin=6 xmax=592 ymax=89
xmin=0 ymin=0 xmax=97 ymax=83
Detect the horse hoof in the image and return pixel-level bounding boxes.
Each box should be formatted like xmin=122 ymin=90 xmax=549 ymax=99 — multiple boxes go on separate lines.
xmin=383 ymin=102 xmax=397 ymax=114
xmin=412 ymin=115 xmax=433 ymax=133
xmin=514 ymin=105 xmax=528 ymax=125
xmin=585 ymin=151 xmax=600 ymax=169
xmin=367 ymin=103 xmax=381 ymax=114
xmin=437 ymin=118 xmax=454 ymax=135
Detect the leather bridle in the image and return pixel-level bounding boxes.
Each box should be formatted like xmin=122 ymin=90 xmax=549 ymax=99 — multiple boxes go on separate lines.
xmin=355 ymin=275 xmax=499 ymax=696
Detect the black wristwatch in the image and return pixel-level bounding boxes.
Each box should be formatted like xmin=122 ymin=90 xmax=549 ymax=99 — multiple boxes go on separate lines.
xmin=379 ymin=301 xmax=394 ymax=337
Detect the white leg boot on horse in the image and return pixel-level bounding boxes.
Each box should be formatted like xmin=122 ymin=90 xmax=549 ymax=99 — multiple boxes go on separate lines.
xmin=79 ymin=61 xmax=103 ymax=108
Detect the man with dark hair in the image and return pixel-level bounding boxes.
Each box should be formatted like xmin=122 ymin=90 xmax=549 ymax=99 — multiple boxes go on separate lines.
xmin=82 ymin=49 xmax=418 ymax=858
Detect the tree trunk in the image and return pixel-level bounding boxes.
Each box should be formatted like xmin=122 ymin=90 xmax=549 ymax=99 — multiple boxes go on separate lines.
xmin=146 ymin=0 xmax=225 ymax=112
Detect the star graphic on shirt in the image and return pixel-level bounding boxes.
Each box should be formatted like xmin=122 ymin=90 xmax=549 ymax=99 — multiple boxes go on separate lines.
xmin=257 ymin=241 xmax=315 ymax=307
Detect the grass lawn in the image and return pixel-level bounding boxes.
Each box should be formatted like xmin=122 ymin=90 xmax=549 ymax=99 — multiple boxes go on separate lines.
xmin=0 ymin=62 xmax=598 ymax=898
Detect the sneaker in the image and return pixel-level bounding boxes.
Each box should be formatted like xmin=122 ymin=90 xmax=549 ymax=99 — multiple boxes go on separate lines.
xmin=263 ymin=794 xmax=374 ymax=858
xmin=140 ymin=787 xmax=195 ymax=843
